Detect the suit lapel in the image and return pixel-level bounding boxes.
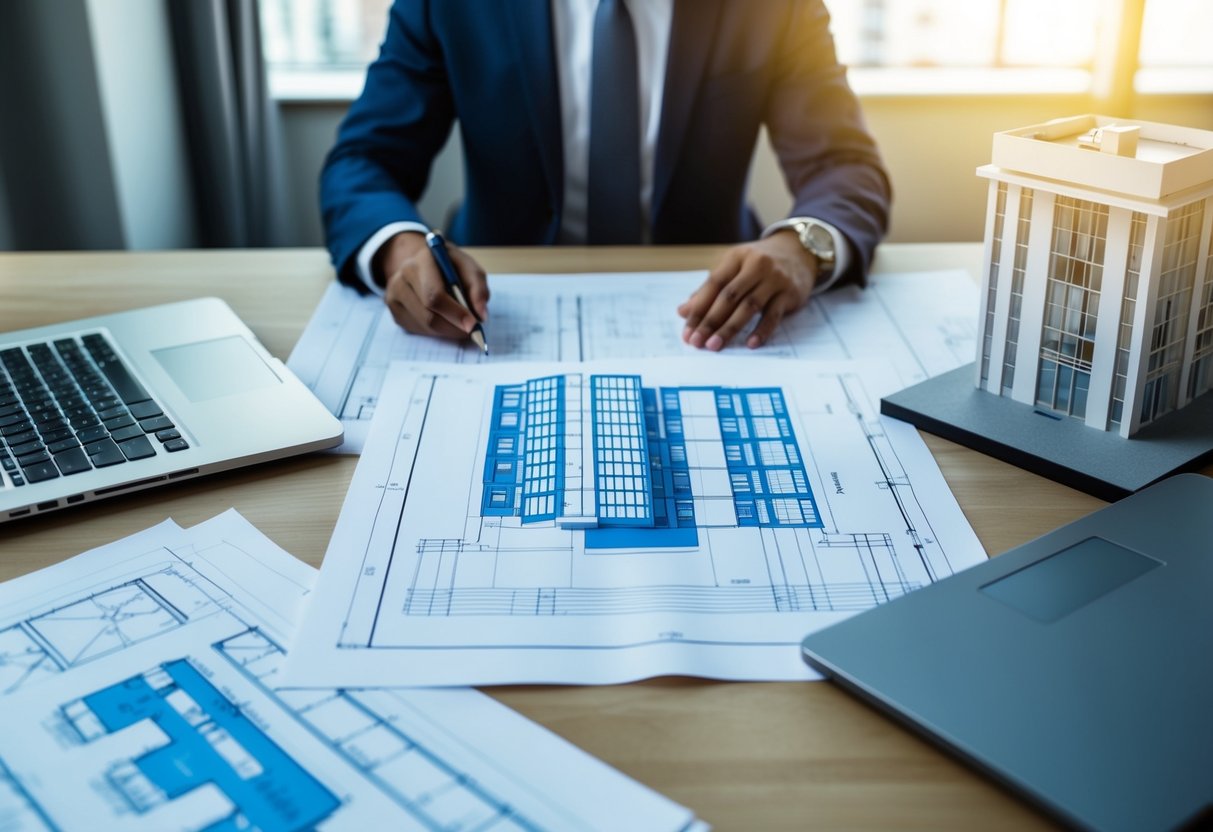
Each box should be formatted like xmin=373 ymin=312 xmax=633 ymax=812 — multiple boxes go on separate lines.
xmin=653 ymin=0 xmax=723 ymax=217
xmin=505 ymin=0 xmax=564 ymax=213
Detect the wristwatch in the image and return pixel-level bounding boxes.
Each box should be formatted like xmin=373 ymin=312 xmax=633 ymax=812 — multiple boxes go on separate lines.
xmin=791 ymin=219 xmax=836 ymax=279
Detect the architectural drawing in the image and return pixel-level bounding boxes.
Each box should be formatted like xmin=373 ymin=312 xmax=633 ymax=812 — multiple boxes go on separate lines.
xmin=288 ymin=270 xmax=978 ymax=451
xmin=63 ymin=659 xmax=341 ymax=831
xmin=0 ymin=513 xmax=697 ymax=832
xmin=284 ymin=359 xmax=986 ymax=687
xmin=975 ymin=115 xmax=1213 ymax=436
xmin=0 ymin=625 xmax=58 ymax=695
xmin=0 ymin=756 xmax=54 ymax=832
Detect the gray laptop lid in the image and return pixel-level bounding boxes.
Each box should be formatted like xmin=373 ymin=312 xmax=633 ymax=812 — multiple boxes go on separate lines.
xmin=802 ymin=473 xmax=1213 ymax=832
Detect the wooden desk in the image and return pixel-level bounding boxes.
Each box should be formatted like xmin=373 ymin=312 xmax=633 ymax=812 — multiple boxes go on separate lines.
xmin=1 ymin=244 xmax=1153 ymax=830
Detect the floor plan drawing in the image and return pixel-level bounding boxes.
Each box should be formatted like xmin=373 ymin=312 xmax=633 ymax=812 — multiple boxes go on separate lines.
xmin=288 ymin=270 xmax=978 ymax=451
xmin=284 ymin=358 xmax=987 ymax=688
xmin=0 ymin=513 xmax=698 ymax=832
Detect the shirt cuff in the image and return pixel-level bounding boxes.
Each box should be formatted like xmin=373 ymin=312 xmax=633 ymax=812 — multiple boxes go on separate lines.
xmin=761 ymin=217 xmax=852 ymax=294
xmin=355 ymin=221 xmax=431 ymax=296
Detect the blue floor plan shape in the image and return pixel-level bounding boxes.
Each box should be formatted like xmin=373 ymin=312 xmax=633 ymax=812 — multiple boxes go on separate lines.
xmin=69 ymin=659 xmax=340 ymax=832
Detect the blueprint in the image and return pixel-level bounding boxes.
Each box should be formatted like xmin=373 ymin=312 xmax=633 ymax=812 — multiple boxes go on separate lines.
xmin=282 ymin=358 xmax=987 ymax=688
xmin=0 ymin=512 xmax=698 ymax=832
xmin=288 ymin=270 xmax=978 ymax=451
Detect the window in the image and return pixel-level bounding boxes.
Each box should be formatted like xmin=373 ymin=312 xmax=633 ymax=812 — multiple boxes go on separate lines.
xmin=1137 ymin=0 xmax=1213 ymax=92
xmin=262 ymin=0 xmax=1209 ymax=98
xmin=1036 ymin=197 xmax=1108 ymax=420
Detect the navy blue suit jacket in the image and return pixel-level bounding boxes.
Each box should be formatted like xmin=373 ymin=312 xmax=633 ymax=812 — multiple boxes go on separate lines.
xmin=321 ymin=0 xmax=891 ymax=287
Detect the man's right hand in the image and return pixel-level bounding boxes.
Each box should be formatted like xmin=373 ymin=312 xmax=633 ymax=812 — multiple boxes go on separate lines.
xmin=377 ymin=231 xmax=490 ymax=340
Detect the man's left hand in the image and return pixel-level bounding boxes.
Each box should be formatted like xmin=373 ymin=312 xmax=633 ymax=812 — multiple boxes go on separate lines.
xmin=678 ymin=230 xmax=818 ymax=351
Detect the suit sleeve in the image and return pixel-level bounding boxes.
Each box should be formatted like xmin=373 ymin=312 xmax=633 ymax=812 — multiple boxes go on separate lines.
xmin=320 ymin=0 xmax=454 ymax=288
xmin=765 ymin=0 xmax=892 ymax=287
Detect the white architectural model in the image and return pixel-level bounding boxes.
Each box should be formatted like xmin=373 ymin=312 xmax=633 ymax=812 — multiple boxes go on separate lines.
xmin=975 ymin=115 xmax=1213 ymax=437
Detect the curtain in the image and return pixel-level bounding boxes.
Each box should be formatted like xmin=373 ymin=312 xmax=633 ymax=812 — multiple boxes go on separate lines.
xmin=166 ymin=0 xmax=287 ymax=247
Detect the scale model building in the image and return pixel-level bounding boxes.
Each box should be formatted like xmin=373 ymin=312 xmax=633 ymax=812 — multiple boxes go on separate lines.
xmin=974 ymin=115 xmax=1213 ymax=437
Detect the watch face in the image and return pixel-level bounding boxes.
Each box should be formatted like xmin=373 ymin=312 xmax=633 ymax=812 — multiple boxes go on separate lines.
xmin=799 ymin=222 xmax=834 ymax=262
xmin=805 ymin=223 xmax=833 ymax=255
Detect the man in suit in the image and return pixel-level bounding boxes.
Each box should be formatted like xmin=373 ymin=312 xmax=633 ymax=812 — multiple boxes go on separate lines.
xmin=321 ymin=0 xmax=890 ymax=350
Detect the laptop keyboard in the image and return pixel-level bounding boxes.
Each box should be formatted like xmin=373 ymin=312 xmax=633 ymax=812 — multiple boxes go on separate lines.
xmin=0 ymin=333 xmax=189 ymax=487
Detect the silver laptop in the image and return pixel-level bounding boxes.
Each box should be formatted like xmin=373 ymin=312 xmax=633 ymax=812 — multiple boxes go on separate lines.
xmin=802 ymin=473 xmax=1213 ymax=832
xmin=0 ymin=298 xmax=342 ymax=522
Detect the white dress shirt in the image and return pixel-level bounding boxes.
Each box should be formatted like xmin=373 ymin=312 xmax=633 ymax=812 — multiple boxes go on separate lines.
xmin=356 ymin=0 xmax=849 ymax=294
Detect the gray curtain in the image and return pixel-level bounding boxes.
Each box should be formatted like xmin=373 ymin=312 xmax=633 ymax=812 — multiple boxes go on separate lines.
xmin=0 ymin=0 xmax=125 ymax=250
xmin=167 ymin=0 xmax=286 ymax=247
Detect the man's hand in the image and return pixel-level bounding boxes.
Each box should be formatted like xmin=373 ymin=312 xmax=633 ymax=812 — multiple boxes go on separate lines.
xmin=678 ymin=230 xmax=818 ymax=351
xmin=377 ymin=231 xmax=490 ymax=340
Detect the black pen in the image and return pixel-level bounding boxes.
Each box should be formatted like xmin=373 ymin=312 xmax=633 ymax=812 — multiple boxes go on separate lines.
xmin=425 ymin=230 xmax=488 ymax=354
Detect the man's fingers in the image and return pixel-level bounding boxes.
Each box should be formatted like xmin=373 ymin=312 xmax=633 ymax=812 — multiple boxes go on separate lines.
xmin=746 ymin=294 xmax=791 ymax=349
xmin=680 ymin=250 xmax=743 ymax=335
xmin=401 ymin=276 xmax=474 ymax=338
xmin=703 ymin=281 xmax=779 ymax=351
xmin=690 ymin=254 xmax=769 ymax=350
xmin=452 ymin=248 xmax=491 ymax=320
xmin=410 ymin=261 xmax=480 ymax=334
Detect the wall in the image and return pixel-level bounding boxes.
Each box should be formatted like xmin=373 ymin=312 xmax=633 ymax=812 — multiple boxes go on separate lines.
xmin=85 ymin=0 xmax=197 ymax=249
xmin=0 ymin=166 xmax=12 ymax=250
xmin=279 ymin=91 xmax=1213 ymax=249
xmin=0 ymin=0 xmax=123 ymax=250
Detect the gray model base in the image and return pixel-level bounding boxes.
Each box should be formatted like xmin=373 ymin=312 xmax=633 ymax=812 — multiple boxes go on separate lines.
xmin=881 ymin=364 xmax=1213 ymax=501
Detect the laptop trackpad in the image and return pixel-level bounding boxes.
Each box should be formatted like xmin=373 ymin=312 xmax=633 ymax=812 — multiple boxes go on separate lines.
xmin=980 ymin=537 xmax=1161 ymax=623
xmin=153 ymin=336 xmax=280 ymax=402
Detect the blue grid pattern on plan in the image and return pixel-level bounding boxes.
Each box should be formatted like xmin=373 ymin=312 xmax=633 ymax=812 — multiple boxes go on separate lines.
xmin=585 ymin=387 xmax=698 ymax=549
xmin=481 ymin=377 xmax=566 ymax=523
xmin=72 ymin=660 xmax=339 ymax=832
xmin=590 ymin=376 xmax=653 ymax=526
xmin=714 ymin=388 xmax=823 ymax=528
xmin=520 ymin=376 xmax=565 ymax=522
xmin=481 ymin=383 xmax=525 ymax=517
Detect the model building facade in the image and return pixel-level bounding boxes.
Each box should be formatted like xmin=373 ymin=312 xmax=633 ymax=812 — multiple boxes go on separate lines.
xmin=974 ymin=115 xmax=1213 ymax=437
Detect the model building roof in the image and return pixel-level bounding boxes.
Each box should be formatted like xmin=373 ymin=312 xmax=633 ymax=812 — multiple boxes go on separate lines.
xmin=985 ymin=115 xmax=1213 ymax=202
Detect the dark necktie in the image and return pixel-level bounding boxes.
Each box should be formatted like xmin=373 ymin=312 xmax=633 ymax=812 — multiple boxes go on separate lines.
xmin=587 ymin=0 xmax=642 ymax=244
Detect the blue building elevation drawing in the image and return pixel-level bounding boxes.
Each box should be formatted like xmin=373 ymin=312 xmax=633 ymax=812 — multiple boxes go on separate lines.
xmin=480 ymin=374 xmax=821 ymax=549
xmin=482 ymin=375 xmax=566 ymax=522
xmin=713 ymin=388 xmax=822 ymax=528
xmin=63 ymin=659 xmax=340 ymax=832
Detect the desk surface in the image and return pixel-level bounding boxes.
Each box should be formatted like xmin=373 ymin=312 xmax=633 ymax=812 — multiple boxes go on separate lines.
xmin=1 ymin=243 xmax=1158 ymax=830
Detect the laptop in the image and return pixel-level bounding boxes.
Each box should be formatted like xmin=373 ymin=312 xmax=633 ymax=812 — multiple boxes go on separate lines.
xmin=802 ymin=473 xmax=1213 ymax=832
xmin=0 ymin=297 xmax=343 ymax=522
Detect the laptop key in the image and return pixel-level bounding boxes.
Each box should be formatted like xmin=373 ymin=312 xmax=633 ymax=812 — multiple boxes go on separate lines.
xmin=139 ymin=416 xmax=174 ymax=433
xmin=128 ymin=401 xmax=163 ymax=420
xmin=71 ymin=414 xmax=100 ymax=430
xmin=104 ymin=414 xmax=136 ymax=431
xmin=17 ymin=450 xmax=50 ymax=467
xmin=38 ymin=428 xmax=74 ymax=445
xmin=95 ymin=360 xmax=151 ymax=406
xmin=0 ymin=404 xmax=22 ymax=419
xmin=0 ymin=413 xmax=28 ymax=429
xmin=47 ymin=438 xmax=80 ymax=455
xmin=10 ymin=440 xmax=45 ymax=457
xmin=162 ymin=438 xmax=190 ymax=453
xmin=109 ymin=425 xmax=144 ymax=443
xmin=1 ymin=421 xmax=33 ymax=437
xmin=20 ymin=460 xmax=58 ymax=483
xmin=10 ymin=476 xmax=24 ymax=486
xmin=97 ymin=406 xmax=127 ymax=421
xmin=53 ymin=447 xmax=91 ymax=476
xmin=85 ymin=439 xmax=126 ymax=467
xmin=155 ymin=429 xmax=181 ymax=442
xmin=77 ymin=425 xmax=110 ymax=444
xmin=5 ymin=430 xmax=38 ymax=448
xmin=1 ymin=455 xmax=15 ymax=471
xmin=118 ymin=435 xmax=156 ymax=461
